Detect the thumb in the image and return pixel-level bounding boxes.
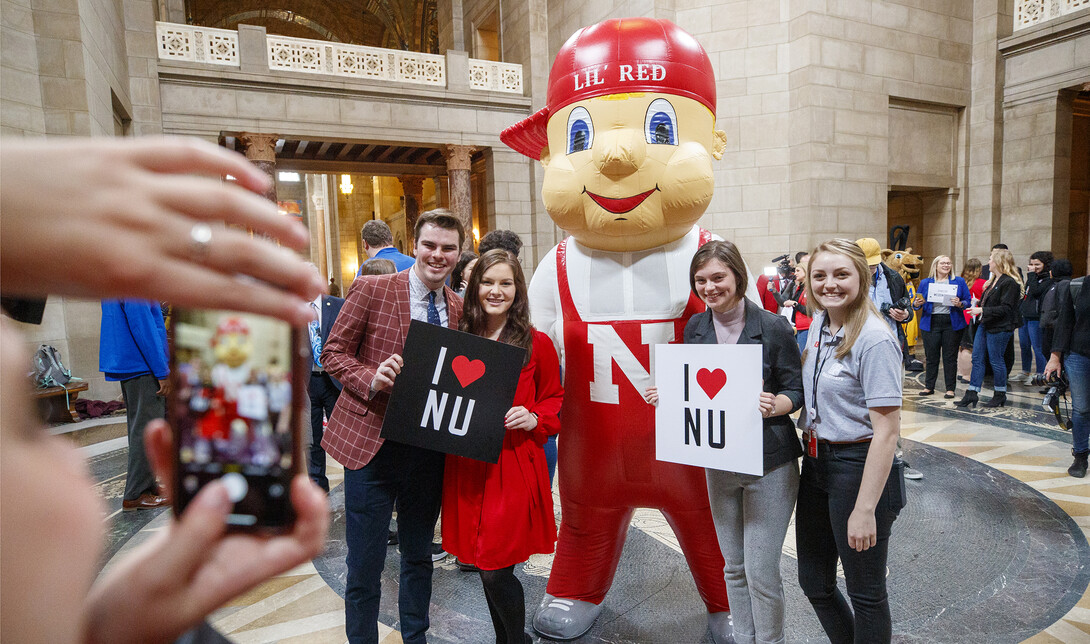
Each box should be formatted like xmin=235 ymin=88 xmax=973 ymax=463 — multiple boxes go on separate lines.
xmin=156 ymin=481 xmax=232 ymax=580
xmin=144 ymin=420 xmax=174 ymax=499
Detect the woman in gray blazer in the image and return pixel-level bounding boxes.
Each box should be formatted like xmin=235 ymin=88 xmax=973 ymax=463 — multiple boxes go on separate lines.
xmin=646 ymin=240 xmax=803 ymax=644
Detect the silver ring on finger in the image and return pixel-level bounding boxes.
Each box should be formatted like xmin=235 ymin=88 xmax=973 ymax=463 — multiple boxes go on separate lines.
xmin=189 ymin=222 xmax=213 ymax=260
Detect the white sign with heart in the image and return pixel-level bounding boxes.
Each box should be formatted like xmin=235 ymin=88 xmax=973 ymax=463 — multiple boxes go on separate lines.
xmin=653 ymin=343 xmax=764 ymax=475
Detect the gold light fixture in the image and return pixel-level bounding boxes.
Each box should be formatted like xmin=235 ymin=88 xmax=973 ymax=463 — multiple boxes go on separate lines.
xmin=340 ymin=174 xmax=354 ymax=195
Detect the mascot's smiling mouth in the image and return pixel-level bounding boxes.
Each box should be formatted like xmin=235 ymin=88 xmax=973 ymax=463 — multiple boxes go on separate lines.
xmin=583 ymin=186 xmax=659 ymax=216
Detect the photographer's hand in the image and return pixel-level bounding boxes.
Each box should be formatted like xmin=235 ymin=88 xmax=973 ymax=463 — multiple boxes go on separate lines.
xmin=83 ymin=420 xmax=329 ymax=644
xmin=0 ymin=138 xmax=325 ymax=325
xmin=1044 ymin=353 xmax=1063 ymax=381
xmin=888 ymin=308 xmax=910 ymax=323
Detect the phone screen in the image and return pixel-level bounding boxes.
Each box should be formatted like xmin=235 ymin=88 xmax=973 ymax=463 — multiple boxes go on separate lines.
xmin=169 ymin=309 xmax=304 ymax=530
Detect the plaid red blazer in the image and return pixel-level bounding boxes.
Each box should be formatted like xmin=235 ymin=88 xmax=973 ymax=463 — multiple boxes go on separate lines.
xmin=319 ymin=270 xmax=463 ymax=470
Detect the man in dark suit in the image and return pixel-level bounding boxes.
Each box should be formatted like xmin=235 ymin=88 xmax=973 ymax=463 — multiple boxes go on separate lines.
xmin=306 ymin=265 xmax=345 ymax=492
xmin=321 ymin=209 xmax=465 ymax=644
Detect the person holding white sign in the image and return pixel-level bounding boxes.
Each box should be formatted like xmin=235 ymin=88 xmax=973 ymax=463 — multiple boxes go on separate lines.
xmin=644 ymin=240 xmax=803 ymax=644
xmin=912 ymin=256 xmax=970 ymax=398
xmin=442 ymin=249 xmax=564 ymax=644
xmin=796 ymin=239 xmax=905 ymax=644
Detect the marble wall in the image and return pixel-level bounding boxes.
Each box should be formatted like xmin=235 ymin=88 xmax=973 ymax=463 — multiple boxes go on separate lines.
xmin=540 ymin=0 xmax=981 ymax=270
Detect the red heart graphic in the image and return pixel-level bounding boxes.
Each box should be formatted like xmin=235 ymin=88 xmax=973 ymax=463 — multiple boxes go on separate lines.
xmin=451 ymin=355 xmax=486 ymax=388
xmin=696 ymin=368 xmax=727 ymax=399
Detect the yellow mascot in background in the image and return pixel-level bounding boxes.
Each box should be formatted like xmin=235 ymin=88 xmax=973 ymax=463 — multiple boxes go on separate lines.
xmin=883 ymin=247 xmax=924 ymax=369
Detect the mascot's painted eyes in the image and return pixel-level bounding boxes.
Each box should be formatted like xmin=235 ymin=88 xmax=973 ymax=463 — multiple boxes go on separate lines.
xmin=644 ymin=99 xmax=677 ymax=145
xmin=566 ymin=107 xmax=594 ymax=154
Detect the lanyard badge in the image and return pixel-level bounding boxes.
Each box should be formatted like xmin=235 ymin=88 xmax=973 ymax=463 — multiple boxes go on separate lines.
xmin=807 ymin=315 xmax=842 ymax=458
xmin=803 ymin=428 xmax=818 ymax=458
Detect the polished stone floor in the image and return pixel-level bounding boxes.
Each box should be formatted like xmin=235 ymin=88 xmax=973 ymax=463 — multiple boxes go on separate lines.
xmin=81 ymin=371 xmax=1090 ymax=643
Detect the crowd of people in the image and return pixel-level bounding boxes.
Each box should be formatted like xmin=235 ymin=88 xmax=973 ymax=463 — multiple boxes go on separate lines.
xmin=1 ymin=136 xmax=1085 ymax=644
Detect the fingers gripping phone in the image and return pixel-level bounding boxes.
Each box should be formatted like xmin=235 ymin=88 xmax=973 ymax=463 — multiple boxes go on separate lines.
xmin=169 ymin=310 xmax=307 ymax=531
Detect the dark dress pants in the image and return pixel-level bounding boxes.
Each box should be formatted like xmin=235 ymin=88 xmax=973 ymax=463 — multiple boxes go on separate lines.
xmin=796 ymin=443 xmax=904 ymax=644
xmin=307 ymin=372 xmax=340 ymax=491
xmin=344 ymin=441 xmax=445 ymax=644
xmin=120 ymin=374 xmax=164 ymax=501
xmin=922 ymin=315 xmax=962 ymax=392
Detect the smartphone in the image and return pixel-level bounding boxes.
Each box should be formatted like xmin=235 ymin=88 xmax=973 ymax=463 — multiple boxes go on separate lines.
xmin=168 ymin=309 xmax=307 ymax=531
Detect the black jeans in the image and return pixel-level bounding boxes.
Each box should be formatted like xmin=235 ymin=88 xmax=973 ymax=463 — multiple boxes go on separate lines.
xmin=796 ymin=443 xmax=905 ymax=644
xmin=344 ymin=441 xmax=445 ymax=644
xmin=922 ymin=315 xmax=963 ymax=392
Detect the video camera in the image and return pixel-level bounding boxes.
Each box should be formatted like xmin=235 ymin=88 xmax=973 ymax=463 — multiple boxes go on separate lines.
xmin=771 ymin=254 xmax=793 ymax=279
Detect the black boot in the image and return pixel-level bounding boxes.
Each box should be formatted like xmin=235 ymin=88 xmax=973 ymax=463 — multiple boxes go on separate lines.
xmin=954 ymin=390 xmax=979 ymax=408
xmin=982 ymin=391 xmax=1007 ymax=408
xmin=1069 ymin=451 xmax=1089 ymax=478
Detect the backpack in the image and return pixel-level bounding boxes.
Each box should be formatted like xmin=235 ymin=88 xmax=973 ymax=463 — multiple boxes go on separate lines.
xmin=1042 ymin=277 xmax=1086 ymax=330
xmin=1040 ymin=279 xmax=1067 ymax=330
xmin=32 ymin=344 xmax=71 ymax=388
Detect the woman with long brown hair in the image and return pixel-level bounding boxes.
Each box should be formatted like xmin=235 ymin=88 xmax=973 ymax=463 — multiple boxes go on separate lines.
xmin=957 ymin=248 xmax=1025 ymax=408
xmin=441 ymin=249 xmax=563 ymax=644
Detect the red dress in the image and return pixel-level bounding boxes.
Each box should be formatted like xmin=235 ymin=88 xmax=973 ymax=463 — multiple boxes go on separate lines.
xmin=441 ymin=330 xmax=564 ymax=571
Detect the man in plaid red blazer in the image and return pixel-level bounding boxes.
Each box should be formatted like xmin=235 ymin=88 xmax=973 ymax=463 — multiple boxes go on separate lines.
xmin=321 ymin=210 xmax=465 ymax=644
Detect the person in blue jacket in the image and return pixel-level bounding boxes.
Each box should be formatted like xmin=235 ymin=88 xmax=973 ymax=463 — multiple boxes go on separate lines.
xmin=99 ymin=299 xmax=170 ymax=510
xmin=357 ymin=220 xmax=414 ymax=276
xmin=912 ymin=255 xmax=971 ymax=398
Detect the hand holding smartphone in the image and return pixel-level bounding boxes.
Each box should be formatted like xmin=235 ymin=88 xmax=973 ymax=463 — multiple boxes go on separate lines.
xmin=169 ymin=309 xmax=307 ymax=532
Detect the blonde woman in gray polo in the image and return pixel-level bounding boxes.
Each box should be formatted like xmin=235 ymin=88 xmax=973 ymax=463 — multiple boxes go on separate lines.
xmin=796 ymin=239 xmax=905 ymax=644
xmin=645 ymin=240 xmax=803 ymax=644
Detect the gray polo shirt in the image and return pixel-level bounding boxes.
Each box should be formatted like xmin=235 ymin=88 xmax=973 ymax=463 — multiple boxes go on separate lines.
xmin=799 ymin=311 xmax=903 ymax=442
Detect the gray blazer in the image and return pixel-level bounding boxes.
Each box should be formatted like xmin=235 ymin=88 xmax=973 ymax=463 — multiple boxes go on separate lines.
xmin=683 ymin=298 xmax=804 ymax=472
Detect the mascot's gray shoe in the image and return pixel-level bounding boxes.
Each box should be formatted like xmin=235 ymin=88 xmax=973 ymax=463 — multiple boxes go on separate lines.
xmin=708 ymin=611 xmax=736 ymax=644
xmin=532 ymin=594 xmax=602 ymax=641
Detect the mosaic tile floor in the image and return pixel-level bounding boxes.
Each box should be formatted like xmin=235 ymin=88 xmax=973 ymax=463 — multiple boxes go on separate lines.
xmin=84 ymin=372 xmax=1090 ymax=643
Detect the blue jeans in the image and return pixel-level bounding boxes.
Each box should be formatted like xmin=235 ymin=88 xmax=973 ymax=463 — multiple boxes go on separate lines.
xmin=544 ymin=434 xmax=558 ymax=486
xmin=1019 ymin=320 xmax=1045 ymax=373
xmin=1067 ymin=352 xmax=1090 ymax=454
xmin=796 ymin=329 xmax=810 ymax=354
xmin=796 ymin=443 xmax=904 ymax=644
xmin=969 ymin=326 xmax=1013 ymax=393
xmin=344 ymin=441 xmax=445 ymax=644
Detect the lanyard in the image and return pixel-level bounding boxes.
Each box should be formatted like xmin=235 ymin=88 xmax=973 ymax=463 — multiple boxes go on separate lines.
xmin=809 ymin=315 xmax=842 ymax=425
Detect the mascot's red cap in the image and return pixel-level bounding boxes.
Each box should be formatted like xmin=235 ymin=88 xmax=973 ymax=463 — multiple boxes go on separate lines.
xmin=500 ymin=18 xmax=716 ymax=160
xmin=212 ymin=317 xmax=250 ymax=346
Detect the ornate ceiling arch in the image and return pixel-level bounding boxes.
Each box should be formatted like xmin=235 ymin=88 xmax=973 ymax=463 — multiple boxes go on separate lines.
xmin=186 ymin=0 xmax=438 ymax=52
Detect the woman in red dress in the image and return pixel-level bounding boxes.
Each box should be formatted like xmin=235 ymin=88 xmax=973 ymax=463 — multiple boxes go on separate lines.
xmin=442 ymin=248 xmax=564 ymax=644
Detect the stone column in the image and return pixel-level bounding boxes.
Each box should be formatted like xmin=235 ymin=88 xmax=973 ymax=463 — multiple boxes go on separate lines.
xmin=444 ymin=145 xmax=475 ymax=249
xmin=434 ymin=174 xmax=449 ymax=208
xmin=238 ymin=132 xmax=278 ymax=202
xmin=399 ymin=175 xmax=425 ymax=241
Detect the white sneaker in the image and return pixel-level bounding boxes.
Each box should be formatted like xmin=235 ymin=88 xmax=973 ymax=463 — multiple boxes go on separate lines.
xmin=904 ymin=466 xmax=923 ymax=480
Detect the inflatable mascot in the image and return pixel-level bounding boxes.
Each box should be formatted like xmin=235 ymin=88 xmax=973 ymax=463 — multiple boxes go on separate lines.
xmin=502 ymin=18 xmax=749 ymax=642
